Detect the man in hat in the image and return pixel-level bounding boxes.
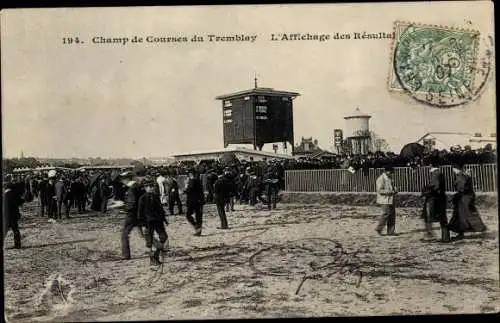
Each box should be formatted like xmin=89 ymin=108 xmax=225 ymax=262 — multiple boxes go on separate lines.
xmin=375 ymin=166 xmax=398 ymax=235
xmin=223 ymin=167 xmax=237 ymax=213
xmin=72 ymin=176 xmax=87 ymax=214
xmin=214 ymin=173 xmax=230 ymax=229
xmin=237 ymin=167 xmax=251 ymax=204
xmin=166 ymin=172 xmax=183 ymax=216
xmin=45 ymin=176 xmax=57 ymax=219
xmin=421 ymin=159 xmax=450 ymax=242
xmin=55 ymin=176 xmax=70 ymax=219
xmin=3 ymin=181 xmax=24 ymax=248
xmin=205 ymin=168 xmax=218 ymax=204
xmin=137 ymin=178 xmax=169 ymax=266
xmin=247 ymin=171 xmax=267 ymax=207
xmin=37 ymin=175 xmax=48 ymax=217
xmin=263 ymin=165 xmax=280 ymax=210
xmin=184 ymin=168 xmax=205 ymax=236
xmin=121 ymin=173 xmax=146 ymax=260
xmin=99 ymin=177 xmax=111 ymax=214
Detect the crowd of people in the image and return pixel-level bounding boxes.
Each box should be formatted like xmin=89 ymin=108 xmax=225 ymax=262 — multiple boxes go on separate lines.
xmin=3 ymin=160 xmax=282 ymax=266
xmin=284 ymin=145 xmax=496 ymax=171
xmin=3 ymin=144 xmax=495 ymax=265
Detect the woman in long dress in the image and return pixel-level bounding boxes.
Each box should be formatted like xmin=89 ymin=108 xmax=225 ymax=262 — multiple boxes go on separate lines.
xmin=447 ymin=163 xmax=487 ymax=238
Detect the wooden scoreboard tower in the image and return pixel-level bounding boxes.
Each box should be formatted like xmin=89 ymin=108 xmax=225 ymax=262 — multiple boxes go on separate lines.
xmin=215 ymin=80 xmax=300 ymax=153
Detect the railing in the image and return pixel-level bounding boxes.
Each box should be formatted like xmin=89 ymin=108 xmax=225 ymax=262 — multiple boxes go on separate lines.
xmin=285 ymin=164 xmax=498 ymax=193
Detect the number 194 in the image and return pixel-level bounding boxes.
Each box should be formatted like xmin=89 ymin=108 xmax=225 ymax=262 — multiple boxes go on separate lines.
xmin=62 ymin=37 xmax=81 ymax=44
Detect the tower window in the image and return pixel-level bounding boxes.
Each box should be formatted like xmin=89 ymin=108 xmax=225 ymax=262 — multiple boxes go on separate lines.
xmin=223 ymin=119 xmax=233 ymax=124
xmin=244 ymin=96 xmax=250 ymax=101
xmin=256 ymin=115 xmax=268 ymax=120
xmin=223 ymin=109 xmax=232 ymax=117
xmin=256 ymin=105 xmax=267 ymax=113
xmin=282 ymin=97 xmax=289 ymax=101
xmin=257 ymin=96 xmax=267 ymax=103
xmin=223 ymin=100 xmax=232 ymax=107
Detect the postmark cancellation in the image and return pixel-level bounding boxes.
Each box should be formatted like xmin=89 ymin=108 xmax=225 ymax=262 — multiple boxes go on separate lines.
xmin=388 ymin=21 xmax=493 ymax=108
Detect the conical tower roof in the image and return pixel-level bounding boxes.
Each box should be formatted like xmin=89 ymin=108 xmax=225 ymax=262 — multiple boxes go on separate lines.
xmin=344 ymin=107 xmax=371 ymax=119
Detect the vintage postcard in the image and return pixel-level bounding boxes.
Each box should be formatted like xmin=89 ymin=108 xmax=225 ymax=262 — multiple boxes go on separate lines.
xmin=1 ymin=2 xmax=497 ymax=321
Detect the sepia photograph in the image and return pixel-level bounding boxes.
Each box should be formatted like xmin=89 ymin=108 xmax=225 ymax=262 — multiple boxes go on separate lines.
xmin=1 ymin=2 xmax=498 ymax=321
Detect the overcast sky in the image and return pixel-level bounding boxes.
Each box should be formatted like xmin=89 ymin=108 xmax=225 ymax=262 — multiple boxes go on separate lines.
xmin=1 ymin=2 xmax=495 ymax=159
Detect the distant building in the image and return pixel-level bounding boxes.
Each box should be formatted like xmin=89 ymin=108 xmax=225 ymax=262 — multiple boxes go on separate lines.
xmin=293 ymin=137 xmax=324 ymax=157
xmin=416 ymin=132 xmax=497 ymax=150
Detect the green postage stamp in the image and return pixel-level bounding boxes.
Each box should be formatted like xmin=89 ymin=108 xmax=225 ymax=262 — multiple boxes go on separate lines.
xmin=388 ymin=21 xmax=492 ymax=108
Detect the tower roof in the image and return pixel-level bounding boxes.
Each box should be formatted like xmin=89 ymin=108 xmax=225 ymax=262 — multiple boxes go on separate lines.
xmin=344 ymin=107 xmax=371 ymax=119
xmin=215 ymin=87 xmax=300 ymax=100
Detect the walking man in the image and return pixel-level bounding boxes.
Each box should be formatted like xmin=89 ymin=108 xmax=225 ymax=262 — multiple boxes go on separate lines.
xmin=121 ymin=176 xmax=145 ymax=260
xmin=421 ymin=161 xmax=450 ymax=242
xmin=263 ymin=165 xmax=279 ymax=210
xmin=184 ymin=168 xmax=205 ymax=236
xmin=214 ymin=174 xmax=230 ymax=229
xmin=137 ymin=179 xmax=169 ymax=266
xmin=223 ymin=167 xmax=236 ymax=213
xmin=166 ymin=174 xmax=183 ymax=215
xmin=3 ymin=181 xmax=24 ymax=249
xmin=375 ymin=166 xmax=398 ymax=236
xmin=205 ymin=168 xmax=218 ymax=204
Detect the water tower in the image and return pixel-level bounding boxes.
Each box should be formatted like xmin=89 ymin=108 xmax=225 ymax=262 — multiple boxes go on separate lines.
xmin=344 ymin=107 xmax=371 ymax=155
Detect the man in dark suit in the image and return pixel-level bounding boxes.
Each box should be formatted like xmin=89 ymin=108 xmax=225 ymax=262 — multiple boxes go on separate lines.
xmin=237 ymin=168 xmax=250 ymax=204
xmin=55 ymin=177 xmax=70 ymax=219
xmin=99 ymin=178 xmax=111 ymax=214
xmin=214 ymin=174 xmax=230 ymax=229
xmin=263 ymin=165 xmax=279 ymax=210
xmin=421 ymin=160 xmax=450 ymax=242
xmin=72 ymin=177 xmax=87 ymax=214
xmin=45 ymin=177 xmax=57 ymax=219
xmin=38 ymin=177 xmax=48 ymax=217
xmin=137 ymin=179 xmax=168 ymax=266
xmin=205 ymin=168 xmax=218 ymax=204
xmin=3 ymin=182 xmax=24 ymax=249
xmin=121 ymin=175 xmax=146 ymax=260
xmin=223 ymin=167 xmax=237 ymax=213
xmin=166 ymin=175 xmax=183 ymax=216
xmin=184 ymin=168 xmax=205 ymax=236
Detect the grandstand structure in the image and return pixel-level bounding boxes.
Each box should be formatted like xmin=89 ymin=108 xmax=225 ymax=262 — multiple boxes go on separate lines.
xmin=171 ymin=147 xmax=295 ymax=163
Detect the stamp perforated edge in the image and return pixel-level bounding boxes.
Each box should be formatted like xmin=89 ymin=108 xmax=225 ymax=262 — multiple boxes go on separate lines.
xmin=387 ymin=20 xmax=482 ymax=95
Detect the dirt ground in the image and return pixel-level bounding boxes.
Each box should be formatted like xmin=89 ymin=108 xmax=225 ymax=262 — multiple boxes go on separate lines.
xmin=3 ymin=201 xmax=499 ymax=322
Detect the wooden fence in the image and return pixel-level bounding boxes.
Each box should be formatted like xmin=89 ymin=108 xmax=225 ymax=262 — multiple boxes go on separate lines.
xmin=284 ymin=164 xmax=498 ymax=193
